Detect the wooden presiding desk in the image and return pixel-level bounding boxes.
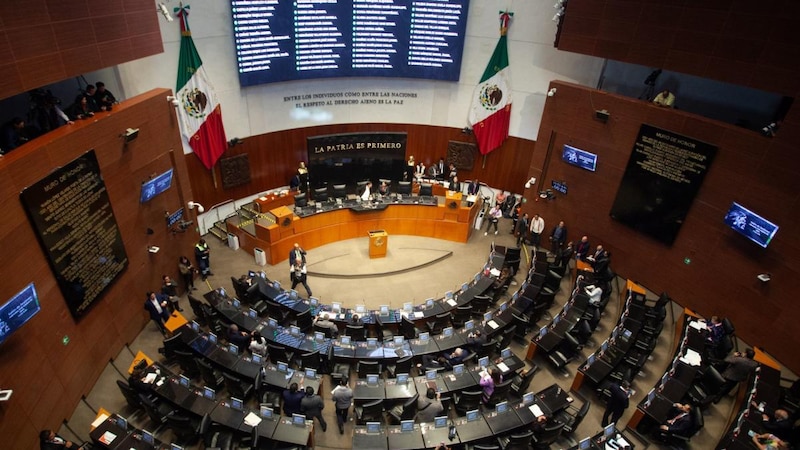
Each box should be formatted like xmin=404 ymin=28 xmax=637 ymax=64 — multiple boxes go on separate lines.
xmin=228 ymin=196 xmax=482 ymax=265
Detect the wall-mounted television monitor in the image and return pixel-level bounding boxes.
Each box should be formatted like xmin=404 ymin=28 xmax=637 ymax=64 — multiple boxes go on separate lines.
xmin=140 ymin=168 xmax=174 ymax=203
xmin=724 ymin=202 xmax=779 ymax=248
xmin=562 ymin=145 xmax=597 ymax=172
xmin=167 ymin=207 xmax=184 ymax=226
xmin=0 ymin=283 xmax=41 ymax=345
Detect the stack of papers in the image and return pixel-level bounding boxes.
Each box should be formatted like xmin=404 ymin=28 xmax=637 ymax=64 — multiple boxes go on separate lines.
xmin=490 ymin=268 xmax=501 ymax=277
xmin=688 ymin=320 xmax=705 ymax=331
xmin=680 ymin=348 xmax=702 ymax=366
xmin=446 ymin=299 xmax=458 ymax=307
xmin=487 ymin=320 xmax=499 ymax=329
xmin=244 ymin=412 xmax=262 ymax=427
xmin=91 ymin=413 xmax=109 ymax=428
xmin=414 ymin=311 xmax=424 ymax=319
xmin=496 ymin=362 xmax=509 ymax=372
xmin=143 ymin=373 xmax=157 ymax=383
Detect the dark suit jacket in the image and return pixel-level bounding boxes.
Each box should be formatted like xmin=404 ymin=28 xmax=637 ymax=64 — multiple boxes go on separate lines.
xmin=576 ymin=241 xmax=591 ymax=259
xmin=606 ymin=384 xmax=630 ymax=414
xmin=144 ymin=296 xmax=170 ymax=322
xmin=467 ymin=181 xmax=480 ymax=195
xmin=283 ymin=390 xmax=305 ymax=416
xmin=289 ymin=248 xmax=306 ymax=266
xmin=665 ymin=410 xmax=693 ymax=435
xmin=450 ymin=181 xmax=461 ymax=192
xmin=550 ymin=225 xmax=568 ymax=245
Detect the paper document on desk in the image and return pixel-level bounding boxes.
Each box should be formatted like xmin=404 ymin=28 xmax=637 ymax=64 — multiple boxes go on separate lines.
xmin=414 ymin=311 xmax=424 ymax=319
xmin=487 ymin=320 xmax=499 ymax=329
xmin=91 ymin=413 xmax=109 ymax=428
xmin=466 ymin=195 xmax=477 ymax=203
xmin=490 ymin=268 xmax=501 ymax=277
xmin=688 ymin=320 xmax=705 ymax=331
xmin=447 ymin=299 xmax=457 ymax=306
xmin=680 ymin=348 xmax=702 ymax=366
xmin=98 ymin=431 xmax=117 ymax=445
xmin=529 ymin=404 xmax=544 ymax=417
xmin=496 ymin=362 xmax=509 ymax=372
xmin=144 ymin=373 xmax=157 ymax=383
xmin=244 ymin=412 xmax=262 ymax=427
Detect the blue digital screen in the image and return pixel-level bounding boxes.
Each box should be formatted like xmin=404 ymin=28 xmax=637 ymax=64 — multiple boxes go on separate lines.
xmin=230 ymin=0 xmax=471 ymax=86
xmin=140 ymin=168 xmax=174 ymax=203
xmin=0 ymin=283 xmax=41 ymax=345
xmin=562 ymin=145 xmax=597 ymax=172
xmin=552 ymin=180 xmax=568 ymax=194
xmin=366 ymin=422 xmax=381 ymax=433
xmin=401 ymin=420 xmax=414 ymax=432
xmin=167 ymin=207 xmax=184 ymax=226
xmin=466 ymin=409 xmax=479 ymax=422
xmin=724 ymin=202 xmax=779 ymax=248
xmin=434 ymin=416 xmax=447 ymax=428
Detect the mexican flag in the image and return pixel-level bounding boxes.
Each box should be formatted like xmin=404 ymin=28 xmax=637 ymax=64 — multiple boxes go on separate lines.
xmin=175 ymin=5 xmax=227 ymax=170
xmin=468 ymin=12 xmax=513 ymax=155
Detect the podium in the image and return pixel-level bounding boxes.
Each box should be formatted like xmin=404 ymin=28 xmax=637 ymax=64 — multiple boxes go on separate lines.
xmin=368 ymin=230 xmax=388 ymax=258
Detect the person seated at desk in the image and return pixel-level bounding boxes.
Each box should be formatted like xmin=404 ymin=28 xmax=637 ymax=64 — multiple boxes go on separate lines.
xmin=378 ymin=181 xmax=390 ymax=197
xmin=421 ymin=347 xmax=467 ymax=370
xmin=575 ymin=236 xmax=591 ymax=260
xmin=450 ymin=176 xmax=461 ymax=193
xmin=416 ymin=387 xmax=444 ymax=423
xmin=314 ymin=313 xmax=339 ymax=337
xmin=706 ymin=316 xmax=725 ymax=346
xmin=585 ymin=284 xmax=603 ymax=307
xmin=249 ymin=331 xmax=267 ymax=356
xmin=128 ymin=364 xmax=160 ymax=395
xmin=283 ymin=383 xmax=305 ymax=417
xmin=227 ymin=324 xmax=251 ymax=350
xmin=658 ymin=403 xmax=693 ymax=435
xmin=350 ymin=314 xmax=363 ymax=326
xmin=752 ymin=432 xmax=790 ymax=450
xmin=530 ymin=415 xmax=551 ymax=435
xmin=652 ymin=89 xmax=675 ymax=108
xmin=40 ymin=430 xmax=86 ymax=450
xmin=466 ymin=330 xmax=486 ymax=354
xmin=758 ymin=408 xmax=793 ymax=441
xmin=479 ymin=368 xmax=501 ymax=404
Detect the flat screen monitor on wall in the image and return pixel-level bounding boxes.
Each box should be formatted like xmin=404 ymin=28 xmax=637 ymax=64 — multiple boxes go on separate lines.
xmin=724 ymin=202 xmax=779 ymax=248
xmin=140 ymin=168 xmax=174 ymax=203
xmin=230 ymin=0 xmax=471 ymax=86
xmin=0 ymin=283 xmax=41 ymax=345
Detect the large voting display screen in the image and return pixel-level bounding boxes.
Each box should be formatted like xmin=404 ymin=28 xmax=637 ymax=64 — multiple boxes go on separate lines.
xmin=724 ymin=202 xmax=779 ymax=248
xmin=231 ymin=0 xmax=471 ymax=86
xmin=0 ymin=283 xmax=41 ymax=345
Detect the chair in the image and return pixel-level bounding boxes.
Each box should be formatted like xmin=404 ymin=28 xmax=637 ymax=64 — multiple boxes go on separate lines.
xmin=389 ymin=393 xmax=419 ymax=423
xmin=419 ymin=183 xmax=433 ymax=197
xmin=687 ymin=365 xmax=726 ymax=407
xmin=653 ymin=406 xmax=704 ymax=448
xmin=374 ymin=314 xmax=394 ymax=341
xmin=401 ymin=316 xmax=420 ymax=339
xmin=358 ymin=360 xmax=380 ymax=378
xmin=355 ymin=399 xmax=384 ymax=424
xmin=313 ymin=187 xmax=328 ymax=203
xmin=329 ymin=346 xmax=351 ymax=385
xmin=472 ymin=295 xmax=492 ymax=315
xmin=174 ymin=350 xmax=200 ymax=379
xmin=293 ymin=193 xmax=308 ymax=208
xmin=386 ymin=356 xmax=413 ymax=378
xmin=268 ymin=344 xmax=292 ymax=365
xmin=223 ymin=372 xmax=254 ymax=400
xmin=165 ymin=411 xmax=201 ymax=444
xmin=266 ymin=301 xmax=287 ymax=324
xmin=554 ymin=398 xmax=590 ymax=435
xmin=116 ymin=380 xmax=145 ymax=417
xmin=510 ymin=365 xmax=538 ymax=398
xmin=200 ymin=412 xmax=234 ymax=450
xmin=396 ymin=181 xmax=412 ymax=195
xmin=188 ymin=296 xmax=207 ymax=326
xmin=440 ymin=396 xmax=452 ymax=415
xmin=346 ymin=324 xmax=366 ymax=341
xmin=140 ymin=394 xmax=174 ymax=431
xmin=500 ymin=430 xmax=533 ymax=450
xmin=452 ymin=305 xmax=473 ymax=329
xmin=427 ymin=312 xmax=451 ymax=335
xmin=531 ymin=422 xmax=565 ymax=449
xmin=511 ymin=313 xmax=530 ymax=342
xmin=332 ymin=184 xmax=347 ymax=199
xmin=300 ymin=350 xmax=321 ymax=371
xmin=570 ymin=319 xmax=593 ymax=346
xmin=294 ymin=310 xmax=313 ymax=332
xmin=486 ymin=379 xmax=513 ymax=408
xmin=454 ymin=390 xmax=483 ymax=416
xmin=477 ymin=340 xmax=496 ymax=360
xmin=196 ymin=358 xmax=225 ymax=390
xmin=546 ymin=333 xmax=581 ymax=372
xmin=313 ymin=322 xmax=336 ymax=339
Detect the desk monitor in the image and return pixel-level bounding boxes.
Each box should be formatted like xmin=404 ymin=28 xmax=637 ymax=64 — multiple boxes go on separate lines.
xmin=512 ymin=291 xmax=519 ymax=301
xmin=248 ymin=270 xmax=256 ymax=278
xmin=340 ymin=336 xmax=352 ymax=345
xmin=314 ymin=331 xmax=324 ymax=341
xmin=500 ymin=302 xmax=508 ymax=312
xmin=426 ymin=298 xmax=434 ymax=309
xmin=397 ymin=373 xmax=409 ymax=384
xmin=179 ymin=374 xmax=190 ymax=387
xmin=603 ymin=423 xmax=615 ymax=439
xmin=141 ymin=430 xmax=155 ymax=444
xmin=601 ymin=340 xmax=609 ymax=352
xmin=258 ymin=271 xmax=266 ymax=279
xmin=443 ymin=327 xmax=454 ymax=337
xmin=539 ymin=326 xmax=548 ymax=338
xmin=252 ymin=353 xmax=263 ymax=365
xmin=230 ymin=397 xmax=244 ymax=411
xmin=461 ymin=282 xmax=469 ymax=292
xmin=466 ymin=409 xmax=479 ymax=422
xmin=445 ymin=290 xmax=454 ymax=299
xmin=309 ymin=297 xmax=318 ymax=306
xmin=612 ymin=326 xmax=619 ymax=340
xmin=228 ymin=343 xmax=239 ymax=355
xmin=660 ymin=372 xmax=669 ymax=387
xmin=268 ymin=318 xmax=278 ymax=328
xmin=401 ymin=419 xmax=414 ymax=432
xmin=478 ymin=356 xmax=489 ymax=368
xmin=219 ymin=287 xmax=227 ymax=297
xmin=403 ymin=302 xmax=413 ymax=312
xmin=379 ymin=305 xmax=390 ymax=316
xmin=305 ymin=368 xmax=317 ymax=379
xmin=426 ymin=370 xmax=437 ymax=380
xmin=355 ymin=305 xmax=366 ymax=315
xmin=434 ymin=416 xmax=447 ymax=428
xmin=170 ymin=445 xmax=184 ymax=450
xmin=115 ymin=415 xmax=127 ymax=430
xmin=419 ymin=332 xmax=430 ymax=341
xmin=578 ymin=437 xmax=592 ymax=449
xmin=366 ymin=422 xmax=381 ymax=433
xmin=367 ymin=374 xmax=379 ymax=385
xmin=248 ymin=308 xmax=257 ymax=318
xmin=289 ymin=289 xmax=299 ymax=300
xmin=208 ymin=333 xmax=218 ymax=344
xmin=623 ymin=328 xmax=633 ymax=339
xmin=500 ymin=347 xmax=512 ymax=359
xmin=367 ymin=337 xmax=378 ymax=348
xmin=292 ymin=413 xmax=306 ymax=426
xmin=203 ymin=386 xmax=215 ymax=400
xmin=260 ymin=405 xmax=274 ymax=419
xmin=464 ymin=320 xmax=475 ymax=331
xmin=393 ymin=335 xmax=404 ymax=345
xmin=585 ymin=354 xmax=596 ymax=368
xmin=563 ymin=302 xmax=570 ymax=313
xmin=474 ymin=272 xmax=482 ymax=282
xmin=553 ymin=314 xmax=561 ymax=325
xmin=523 ymin=392 xmax=535 ymax=405
xmin=645 ymin=388 xmax=655 ymax=407
xmin=289 ymin=325 xmax=301 ymax=335
xmin=483 ymin=312 xmax=493 ymax=322
xmin=232 ymin=298 xmax=241 ymax=309
xmin=190 ymin=321 xmax=200 ymax=332
xmin=272 ymin=281 xmax=281 ymax=290
xmin=332 ymin=302 xmax=342 ymax=313
xmin=277 ymin=362 xmax=288 ymax=373
xmin=496 ymin=401 xmax=509 ymax=413
xmin=453 ymin=364 xmax=465 ymax=376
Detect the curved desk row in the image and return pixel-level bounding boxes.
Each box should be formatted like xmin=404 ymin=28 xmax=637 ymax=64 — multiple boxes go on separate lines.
xmin=229 ymin=193 xmax=482 ymax=265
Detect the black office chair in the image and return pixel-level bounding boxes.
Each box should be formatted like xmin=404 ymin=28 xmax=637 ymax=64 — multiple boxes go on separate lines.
xmin=471 ymin=295 xmax=493 ymax=315
xmin=570 ymin=319 xmax=594 ymax=347
xmin=440 ymin=396 xmax=452 ymax=415
xmin=188 ymin=296 xmax=208 ymax=326
xmin=294 ymin=193 xmax=308 ymax=209
xmin=531 ymin=422 xmax=565 ymax=449
xmin=652 ymin=406 xmax=704 ymax=448
xmin=477 ymin=340 xmax=496 ymax=360
xmin=116 ymin=380 xmax=145 ymax=418
xmin=174 ymin=350 xmax=200 ymax=379
xmin=374 ymin=314 xmax=394 ymax=341
xmin=419 ymin=183 xmax=433 ymax=197
xmin=396 ymin=181 xmax=412 ymax=195
xmin=196 ymin=358 xmax=225 ymax=390
xmin=389 ymin=393 xmax=419 ymax=423
xmin=140 ymin=394 xmax=174 ymax=431
xmin=223 ymin=372 xmax=254 ymax=400
xmin=546 ymin=333 xmax=581 ymax=373
xmin=358 ymin=360 xmax=381 ymax=378
xmin=486 ymin=379 xmax=513 ymax=408
xmin=454 ymin=390 xmax=483 ymax=416
xmin=495 ymin=326 xmax=515 ymax=355
xmin=313 ymin=186 xmax=328 ymax=203
xmin=200 ymin=412 xmax=234 ymax=450
xmin=554 ymin=398 xmax=590 ymax=435
xmin=300 ymin=350 xmax=321 ymax=371
xmin=165 ymin=411 xmax=202 ymax=445
xmin=511 ymin=313 xmax=530 ymax=342
xmin=427 ymin=312 xmax=451 ymax=335
xmin=294 ymin=310 xmax=313 ymax=332
xmin=510 ymin=365 xmax=538 ymax=398
xmin=267 ymin=344 xmax=293 ymax=366
xmin=332 ymin=184 xmax=347 ymax=199
xmin=313 ymin=322 xmax=336 ymax=339
xmin=329 ymin=346 xmax=352 ymax=385
xmin=355 ymin=399 xmax=384 ymax=424
xmin=452 ymin=305 xmax=473 ymax=328
xmin=386 ymin=356 xmax=413 ymax=378
xmin=346 ymin=324 xmax=366 ymax=341
xmin=499 ymin=430 xmax=534 ymax=450
xmin=266 ymin=301 xmax=288 ymax=324
xmin=687 ymin=365 xmax=726 ymax=408
xmin=400 ymin=316 xmax=420 ymax=339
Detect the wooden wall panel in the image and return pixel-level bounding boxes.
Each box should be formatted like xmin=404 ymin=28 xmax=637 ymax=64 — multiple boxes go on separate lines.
xmin=184 ymin=124 xmax=534 ymax=209
xmin=0 ymin=0 xmax=163 ymax=100
xmin=525 ymin=80 xmax=800 ymax=372
xmin=0 ymin=88 xmax=196 ymax=449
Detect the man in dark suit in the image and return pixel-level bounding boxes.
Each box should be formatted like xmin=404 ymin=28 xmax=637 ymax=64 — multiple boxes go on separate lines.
xmin=717 ymin=349 xmax=758 ymax=401
xmin=289 ymin=242 xmax=306 ymax=267
xmin=760 ymin=408 xmax=793 ymax=441
xmin=550 ymin=221 xmax=567 ymax=253
xmin=450 ymin=176 xmax=461 ymax=193
xmin=659 ymin=403 xmax=693 ymax=435
xmin=467 ymin=179 xmax=480 ymax=196
xmin=575 ymin=236 xmax=591 ymax=260
xmin=144 ymin=291 xmax=171 ymax=335
xmin=602 ymin=380 xmax=631 ymax=426
xmin=227 ymin=324 xmax=251 ymax=350
xmin=516 ymin=213 xmax=529 ymax=246
xmin=39 ymin=430 xmax=85 ymax=450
